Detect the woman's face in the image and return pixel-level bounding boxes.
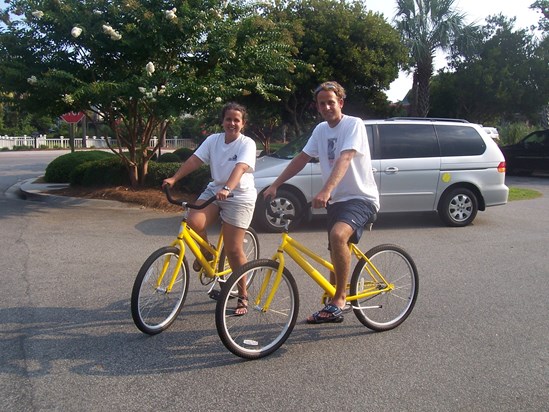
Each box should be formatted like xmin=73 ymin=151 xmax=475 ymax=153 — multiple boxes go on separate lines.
xmin=223 ymin=109 xmax=245 ymax=140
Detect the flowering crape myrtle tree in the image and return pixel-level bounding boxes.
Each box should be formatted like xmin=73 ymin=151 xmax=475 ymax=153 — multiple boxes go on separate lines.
xmin=0 ymin=0 xmax=297 ymax=186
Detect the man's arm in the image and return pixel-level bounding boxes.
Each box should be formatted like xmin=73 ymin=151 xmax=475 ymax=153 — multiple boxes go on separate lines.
xmin=263 ymin=151 xmax=312 ymax=199
xmin=313 ymin=149 xmax=355 ymax=208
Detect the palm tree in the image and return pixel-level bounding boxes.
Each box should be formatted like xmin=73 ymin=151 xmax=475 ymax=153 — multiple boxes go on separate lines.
xmin=395 ymin=0 xmax=469 ymax=116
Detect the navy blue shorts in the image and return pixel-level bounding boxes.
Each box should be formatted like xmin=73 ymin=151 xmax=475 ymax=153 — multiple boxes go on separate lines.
xmin=326 ymin=198 xmax=377 ymax=247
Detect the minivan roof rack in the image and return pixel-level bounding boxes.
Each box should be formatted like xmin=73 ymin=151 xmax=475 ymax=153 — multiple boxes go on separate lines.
xmin=387 ymin=117 xmax=470 ymax=123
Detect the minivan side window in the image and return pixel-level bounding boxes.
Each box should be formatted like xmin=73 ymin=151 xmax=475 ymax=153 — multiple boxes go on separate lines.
xmin=436 ymin=125 xmax=486 ymax=156
xmin=378 ymin=124 xmax=439 ymax=159
xmin=365 ymin=125 xmax=375 ymax=157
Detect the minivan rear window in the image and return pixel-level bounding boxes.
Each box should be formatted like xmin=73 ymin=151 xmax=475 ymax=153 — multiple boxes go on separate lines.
xmin=435 ymin=125 xmax=486 ymax=156
xmin=378 ymin=124 xmax=439 ymax=159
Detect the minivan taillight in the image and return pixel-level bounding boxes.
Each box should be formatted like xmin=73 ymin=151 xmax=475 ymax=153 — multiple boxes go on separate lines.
xmin=497 ymin=161 xmax=506 ymax=173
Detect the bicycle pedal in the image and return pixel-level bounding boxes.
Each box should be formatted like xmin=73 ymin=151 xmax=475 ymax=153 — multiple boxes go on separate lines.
xmin=208 ymin=289 xmax=221 ymax=300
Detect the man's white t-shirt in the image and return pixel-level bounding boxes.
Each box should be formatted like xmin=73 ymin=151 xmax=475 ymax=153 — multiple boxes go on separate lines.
xmin=302 ymin=115 xmax=379 ymax=210
xmin=193 ymin=132 xmax=257 ymax=203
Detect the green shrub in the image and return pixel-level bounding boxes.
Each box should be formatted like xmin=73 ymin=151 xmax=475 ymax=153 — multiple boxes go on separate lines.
xmin=145 ymin=161 xmax=211 ymax=194
xmin=498 ymin=122 xmax=539 ymax=146
xmin=173 ymin=147 xmax=194 ymax=161
xmin=180 ymin=165 xmax=211 ymax=194
xmin=70 ymin=157 xmax=129 ymax=187
xmin=145 ymin=162 xmax=181 ymax=188
xmin=12 ymin=145 xmax=34 ymax=151
xmin=45 ymin=150 xmax=114 ymax=183
xmin=158 ymin=152 xmax=181 ymax=163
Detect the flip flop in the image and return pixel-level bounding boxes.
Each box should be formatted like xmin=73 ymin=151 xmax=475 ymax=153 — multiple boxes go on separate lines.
xmin=306 ymin=303 xmax=344 ymax=324
xmin=233 ymin=296 xmax=248 ymax=316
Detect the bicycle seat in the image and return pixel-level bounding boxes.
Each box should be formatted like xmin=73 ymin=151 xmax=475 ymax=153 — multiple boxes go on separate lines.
xmin=365 ymin=212 xmax=377 ymax=232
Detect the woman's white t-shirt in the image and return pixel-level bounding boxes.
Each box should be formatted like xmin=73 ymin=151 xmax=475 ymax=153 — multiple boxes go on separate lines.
xmin=302 ymin=115 xmax=379 ymax=210
xmin=193 ymin=132 xmax=257 ymax=203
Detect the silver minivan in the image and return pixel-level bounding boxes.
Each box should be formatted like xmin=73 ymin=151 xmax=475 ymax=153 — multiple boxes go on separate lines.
xmin=252 ymin=118 xmax=508 ymax=232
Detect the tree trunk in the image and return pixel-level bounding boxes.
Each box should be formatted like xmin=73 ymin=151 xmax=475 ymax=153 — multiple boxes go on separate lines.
xmin=410 ymin=72 xmax=419 ymax=117
xmin=139 ymin=158 xmax=149 ymax=186
xmin=415 ymin=58 xmax=433 ymax=117
xmin=128 ymin=163 xmax=139 ymax=188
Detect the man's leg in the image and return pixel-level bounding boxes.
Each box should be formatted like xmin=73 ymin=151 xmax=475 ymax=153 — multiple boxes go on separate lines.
xmin=328 ymin=221 xmax=354 ymax=310
xmin=307 ymin=221 xmax=354 ymax=322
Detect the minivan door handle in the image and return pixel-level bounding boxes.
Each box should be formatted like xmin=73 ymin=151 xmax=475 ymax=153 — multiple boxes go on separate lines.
xmin=384 ymin=166 xmax=399 ymax=174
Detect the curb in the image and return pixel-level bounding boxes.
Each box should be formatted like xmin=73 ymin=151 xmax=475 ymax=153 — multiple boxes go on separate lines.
xmin=14 ymin=177 xmax=131 ymax=209
xmin=18 ymin=179 xmax=70 ymax=200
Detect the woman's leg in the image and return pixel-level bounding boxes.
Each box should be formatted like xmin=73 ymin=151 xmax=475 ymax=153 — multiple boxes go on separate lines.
xmin=222 ymin=223 xmax=248 ymax=315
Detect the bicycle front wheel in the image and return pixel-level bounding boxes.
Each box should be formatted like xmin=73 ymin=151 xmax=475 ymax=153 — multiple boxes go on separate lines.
xmin=350 ymin=244 xmax=418 ymax=331
xmin=215 ymin=259 xmax=299 ymax=359
xmin=131 ymin=246 xmax=190 ymax=335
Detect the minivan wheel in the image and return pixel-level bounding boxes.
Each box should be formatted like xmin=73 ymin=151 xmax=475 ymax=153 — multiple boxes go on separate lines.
xmin=256 ymin=189 xmax=302 ymax=233
xmin=439 ymin=187 xmax=478 ymax=227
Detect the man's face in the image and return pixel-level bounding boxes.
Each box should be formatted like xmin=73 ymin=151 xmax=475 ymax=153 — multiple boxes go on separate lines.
xmin=315 ymin=90 xmax=344 ymax=126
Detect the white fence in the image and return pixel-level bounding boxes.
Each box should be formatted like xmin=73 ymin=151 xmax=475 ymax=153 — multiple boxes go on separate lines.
xmin=0 ymin=135 xmax=197 ymax=151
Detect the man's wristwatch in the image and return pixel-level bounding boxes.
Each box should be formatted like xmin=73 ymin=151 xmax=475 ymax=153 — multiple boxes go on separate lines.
xmin=222 ymin=185 xmax=231 ymax=193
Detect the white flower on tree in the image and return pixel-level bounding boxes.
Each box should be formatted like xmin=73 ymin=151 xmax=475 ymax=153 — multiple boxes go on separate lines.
xmin=31 ymin=10 xmax=44 ymax=19
xmin=102 ymin=24 xmax=122 ymax=41
xmin=71 ymin=27 xmax=82 ymax=38
xmin=27 ymin=76 xmax=38 ymax=85
xmin=165 ymin=8 xmax=177 ymax=20
xmin=145 ymin=62 xmax=155 ymax=76
xmin=62 ymin=94 xmax=74 ymax=105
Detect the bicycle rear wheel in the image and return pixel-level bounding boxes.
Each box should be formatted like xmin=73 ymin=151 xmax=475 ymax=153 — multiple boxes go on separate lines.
xmin=215 ymin=259 xmax=299 ymax=359
xmin=209 ymin=227 xmax=260 ymax=300
xmin=350 ymin=244 xmax=418 ymax=331
xmin=131 ymin=246 xmax=189 ymax=335
xmin=218 ymin=226 xmax=260 ymax=277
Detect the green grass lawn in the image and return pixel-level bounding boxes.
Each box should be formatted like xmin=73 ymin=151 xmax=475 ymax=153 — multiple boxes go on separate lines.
xmin=508 ymin=187 xmax=543 ymax=201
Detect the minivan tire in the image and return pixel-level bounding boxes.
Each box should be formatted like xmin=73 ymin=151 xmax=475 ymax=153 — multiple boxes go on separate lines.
xmin=255 ymin=189 xmax=302 ymax=233
xmin=438 ymin=187 xmax=478 ymax=227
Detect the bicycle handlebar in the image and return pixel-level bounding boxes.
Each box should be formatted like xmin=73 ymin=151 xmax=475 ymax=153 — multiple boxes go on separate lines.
xmin=163 ymin=185 xmax=232 ymax=209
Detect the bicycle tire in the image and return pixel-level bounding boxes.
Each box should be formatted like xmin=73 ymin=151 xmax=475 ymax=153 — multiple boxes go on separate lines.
xmin=131 ymin=246 xmax=189 ymax=335
xmin=215 ymin=259 xmax=299 ymax=359
xmin=349 ymin=244 xmax=418 ymax=331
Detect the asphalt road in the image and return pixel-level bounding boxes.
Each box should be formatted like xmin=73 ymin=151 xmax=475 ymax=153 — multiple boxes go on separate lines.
xmin=1 ymin=151 xmax=548 ymax=411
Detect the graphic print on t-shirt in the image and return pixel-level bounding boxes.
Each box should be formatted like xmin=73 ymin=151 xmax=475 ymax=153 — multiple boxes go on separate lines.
xmin=328 ymin=137 xmax=336 ymax=167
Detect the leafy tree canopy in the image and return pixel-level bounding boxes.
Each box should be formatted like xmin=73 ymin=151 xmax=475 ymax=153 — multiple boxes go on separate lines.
xmin=263 ymin=0 xmax=408 ymax=136
xmin=395 ymin=0 xmax=472 ymax=117
xmin=430 ymin=14 xmax=548 ymax=123
xmin=0 ymin=0 xmax=299 ymax=186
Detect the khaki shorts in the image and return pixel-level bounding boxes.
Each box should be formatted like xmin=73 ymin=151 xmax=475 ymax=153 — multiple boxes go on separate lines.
xmin=199 ymin=187 xmax=255 ymax=229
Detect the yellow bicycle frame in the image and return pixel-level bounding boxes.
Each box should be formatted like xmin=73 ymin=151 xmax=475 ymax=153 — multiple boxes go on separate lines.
xmin=155 ymin=219 xmax=233 ymax=293
xmin=258 ymin=231 xmax=394 ymax=311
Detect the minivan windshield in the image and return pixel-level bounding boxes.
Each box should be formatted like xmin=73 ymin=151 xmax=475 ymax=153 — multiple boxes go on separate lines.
xmin=269 ymin=133 xmax=311 ymax=160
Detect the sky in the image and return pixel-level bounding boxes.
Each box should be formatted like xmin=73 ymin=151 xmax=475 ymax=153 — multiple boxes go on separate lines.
xmin=366 ymin=0 xmax=543 ymax=101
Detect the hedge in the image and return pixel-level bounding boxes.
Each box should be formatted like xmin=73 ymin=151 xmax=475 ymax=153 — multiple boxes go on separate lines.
xmin=44 ymin=150 xmax=114 ymax=183
xmin=70 ymin=157 xmax=130 ymax=187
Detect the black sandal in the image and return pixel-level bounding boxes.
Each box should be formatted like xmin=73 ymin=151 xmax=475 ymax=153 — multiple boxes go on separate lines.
xmin=234 ymin=295 xmax=248 ymax=316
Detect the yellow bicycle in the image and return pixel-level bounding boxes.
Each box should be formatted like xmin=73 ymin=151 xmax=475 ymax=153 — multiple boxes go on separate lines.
xmin=131 ymin=186 xmax=259 ymax=335
xmin=215 ymin=208 xmax=418 ymax=359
